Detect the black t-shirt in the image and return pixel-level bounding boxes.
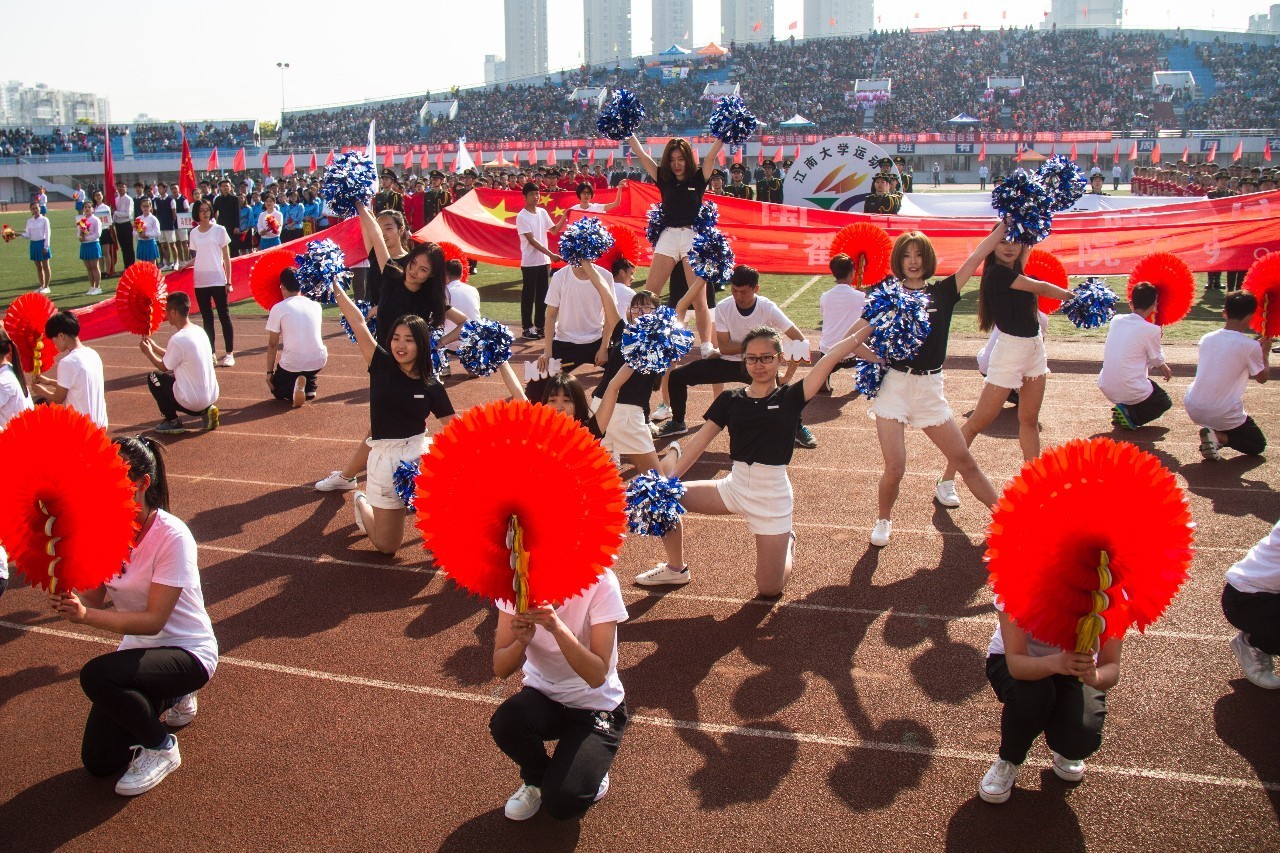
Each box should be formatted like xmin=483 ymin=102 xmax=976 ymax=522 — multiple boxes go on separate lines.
xmin=658 ymin=170 xmax=708 ymax=228
xmin=889 ymin=275 xmax=959 ymax=373
xmin=592 ymin=320 xmax=654 ymax=414
xmin=375 ymin=265 xmax=446 ymax=348
xmin=984 ymin=264 xmax=1039 ymax=337
xmin=212 ymin=194 xmax=240 ymax=231
xmin=704 ymin=382 xmax=809 ymax=467
xmin=368 ymin=347 xmax=454 ymax=439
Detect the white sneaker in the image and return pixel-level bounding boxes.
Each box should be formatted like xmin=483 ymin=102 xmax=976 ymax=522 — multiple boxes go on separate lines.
xmin=115 ymin=737 xmax=181 ymax=796
xmin=37 ymin=285 xmax=51 ymax=294
xmin=352 ymin=491 xmax=367 ymax=535
xmin=1050 ymin=751 xmax=1086 ymax=782
xmin=700 ymin=341 xmax=721 ymax=359
xmin=504 ymin=783 xmax=542 ymax=820
xmin=162 ymin=692 xmax=198 ymax=727
xmin=1199 ymin=427 xmax=1222 ymax=462
xmin=651 ymin=403 xmax=673 ymax=422
xmin=292 ymin=375 xmax=307 ymax=408
xmin=594 ymin=772 xmax=610 ymax=802
xmin=635 ymin=563 xmax=691 ymax=586
xmin=220 ymin=353 xmax=236 ymax=367
xmin=870 ymin=519 xmax=892 ymax=547
xmin=85 ymin=287 xmax=103 ymax=296
xmin=978 ymin=758 xmax=1018 ymax=804
xmin=315 ymin=471 xmax=358 ymax=492
xmin=1230 ymin=631 xmax=1280 ymax=689
xmin=935 ymin=479 xmax=961 ymax=508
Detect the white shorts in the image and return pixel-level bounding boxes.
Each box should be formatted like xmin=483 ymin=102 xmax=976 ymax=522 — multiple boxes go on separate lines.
xmin=653 ymin=226 xmax=696 ymax=260
xmin=869 ymin=368 xmax=953 ymax=429
xmin=365 ymin=433 xmax=428 ymax=510
xmin=158 ymin=230 xmax=177 ymax=244
xmin=177 ymin=228 xmax=190 ymax=243
xmin=716 ymin=461 xmax=793 ymax=536
xmin=985 ymin=333 xmax=1049 ymax=390
xmin=589 ymin=397 xmax=655 ymax=458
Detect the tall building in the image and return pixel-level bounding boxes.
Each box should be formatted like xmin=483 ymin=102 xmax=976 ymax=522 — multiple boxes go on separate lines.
xmin=1247 ymin=4 xmax=1280 ymax=34
xmin=1040 ymin=0 xmax=1123 ymax=29
xmin=483 ymin=54 xmax=507 ymax=85
xmin=0 ymin=81 xmax=109 ymax=126
xmin=585 ymin=0 xmax=632 ymax=66
xmin=803 ymin=0 xmax=873 ymax=38
xmin=651 ymin=0 xmax=694 ymax=52
xmin=722 ymin=0 xmax=775 ymax=46
xmin=504 ymin=0 xmax=549 ymax=81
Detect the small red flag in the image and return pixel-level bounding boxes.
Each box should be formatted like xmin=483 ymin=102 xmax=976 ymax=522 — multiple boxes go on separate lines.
xmin=978 ymin=142 xmax=986 ymax=162
xmin=404 ymin=150 xmax=414 ymax=171
xmin=788 ymin=20 xmax=798 ymax=29
xmin=420 ymin=151 xmax=430 ymax=170
xmin=626 ymin=150 xmax=632 ymax=166
xmin=1207 ymin=142 xmax=1217 ymax=161
xmin=1069 ymin=142 xmax=1078 ymax=161
xmin=383 ymin=149 xmax=394 ymax=170
xmin=309 ymin=151 xmax=317 ymax=172
xmin=573 ymin=149 xmax=579 ymax=165
xmin=1049 ymin=141 xmax=1056 ymax=157
xmin=1092 ymin=141 xmax=1099 ymax=163
xmin=326 ymin=149 xmax=336 ymax=167
xmin=793 ymin=145 xmax=801 ymax=158
xmin=1232 ymin=140 xmax=1243 ymax=162
xmin=829 ymin=17 xmax=836 ymax=25
xmin=261 ymin=149 xmax=270 ymax=176
xmin=233 ymin=147 xmax=246 ymax=172
xmin=1151 ymin=142 xmax=1161 ymax=162
xmin=607 ymin=152 xmax=615 ymax=168
xmin=1113 ymin=146 xmax=1120 ymax=165
xmin=283 ymin=154 xmax=296 ymax=176
xmin=436 ymin=151 xmax=445 ymax=171
xmin=103 ymin=125 xmax=116 ymax=211
xmin=528 ymin=148 xmax=538 ymax=166
xmin=207 ymin=146 xmax=219 ymax=172
xmin=717 ymin=149 xmax=726 ymax=166
xmin=1128 ymin=141 xmax=1138 ymax=162
xmin=1266 ymin=143 xmax=1273 ymax=163
xmin=1181 ymin=145 xmax=1189 ymax=162
xmin=733 ymin=148 xmax=743 ymax=165
xmin=1016 ymin=146 xmax=1024 ymax=163
xmin=546 ymin=149 xmax=556 ymax=166
xmin=753 ymin=21 xmax=762 ymax=31
xmin=589 ymin=148 xmax=596 ymax=164
xmin=774 ymin=146 xmax=783 ymax=162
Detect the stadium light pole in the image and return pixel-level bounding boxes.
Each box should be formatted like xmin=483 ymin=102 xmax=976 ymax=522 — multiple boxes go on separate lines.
xmin=276 ymin=62 xmax=290 ymax=126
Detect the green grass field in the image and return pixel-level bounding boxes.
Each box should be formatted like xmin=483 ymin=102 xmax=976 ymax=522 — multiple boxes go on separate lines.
xmin=0 ymin=208 xmax=1229 ymax=343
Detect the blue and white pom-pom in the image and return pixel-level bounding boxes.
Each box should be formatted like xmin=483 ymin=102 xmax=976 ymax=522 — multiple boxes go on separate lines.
xmin=1062 ymin=277 xmax=1118 ymax=329
xmin=645 ymin=204 xmax=666 ymax=246
xmin=1038 ymin=155 xmax=1087 ymax=212
xmin=457 ymin=318 xmax=513 ymax=376
xmin=625 ymin=470 xmax=686 ymax=537
xmin=693 ymin=200 xmax=719 ymax=234
xmin=339 ymin=300 xmax=376 ymax=343
xmin=853 ymin=359 xmax=887 ymax=400
xmin=862 ymin=278 xmax=933 ymax=363
xmin=991 ymin=170 xmax=1055 ymax=245
xmin=687 ymin=228 xmax=735 ymax=286
xmin=393 ymin=460 xmax=419 ymax=513
xmin=294 ymin=239 xmax=350 ymax=303
xmin=557 ymin=217 xmax=615 ymax=266
xmin=621 ymin=305 xmax=695 ymax=374
xmin=596 ymin=88 xmax=646 ymax=141
xmin=708 ymin=95 xmax=759 ymax=153
xmin=320 ymin=151 xmax=377 ymax=218
xmin=431 ymin=327 xmax=450 ymax=375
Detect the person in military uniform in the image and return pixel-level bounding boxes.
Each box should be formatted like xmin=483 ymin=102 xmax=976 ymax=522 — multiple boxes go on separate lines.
xmin=1206 ymin=171 xmax=1235 ymax=291
xmin=894 ymin=156 xmax=914 ymax=193
xmin=373 ymin=170 xmax=404 ymax=213
xmin=708 ymin=168 xmax=728 ymax=196
xmin=756 ymin=159 xmax=784 ymax=203
xmin=423 ymin=170 xmax=453 ymax=224
xmin=864 ymin=173 xmax=901 ymax=214
xmin=725 ymin=162 xmax=755 ymax=200
xmin=1087 ymin=173 xmax=1109 ymax=196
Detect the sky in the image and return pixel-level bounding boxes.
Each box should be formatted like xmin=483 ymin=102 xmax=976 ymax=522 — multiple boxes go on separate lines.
xmin=2 ymin=0 xmax=1269 ymax=123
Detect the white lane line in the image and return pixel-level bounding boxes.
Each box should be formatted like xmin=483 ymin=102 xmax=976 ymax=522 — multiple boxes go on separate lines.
xmin=2 ymin=619 xmax=1271 ymax=792
xmin=780 ymin=275 xmax=823 ymax=310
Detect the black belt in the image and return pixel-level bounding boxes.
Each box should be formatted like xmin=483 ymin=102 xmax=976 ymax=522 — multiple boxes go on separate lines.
xmin=890 ymin=364 xmax=943 ymax=376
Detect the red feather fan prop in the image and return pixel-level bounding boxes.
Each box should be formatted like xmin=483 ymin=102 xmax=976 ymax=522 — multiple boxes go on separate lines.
xmin=2 ymin=292 xmax=59 ymax=374
xmin=249 ymin=250 xmax=297 ymax=310
xmin=114 ymin=262 xmax=168 ymax=335
xmin=1128 ymin=252 xmax=1194 ymax=327
xmin=1024 ymin=249 xmax=1069 ymax=315
xmin=1242 ymin=251 xmax=1280 ymax=338
xmin=830 ymin=223 xmax=893 ymax=287
xmin=986 ymin=437 xmax=1194 ymax=652
xmin=0 ymin=405 xmax=138 ymax=593
xmin=596 ymin=224 xmax=644 ymax=274
xmin=414 ymin=400 xmax=626 ymax=608
xmin=437 ymin=241 xmax=472 ymax=283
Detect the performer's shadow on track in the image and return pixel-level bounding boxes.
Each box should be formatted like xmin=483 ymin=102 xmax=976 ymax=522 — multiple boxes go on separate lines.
xmin=946 ymin=780 xmax=1086 ymax=851
xmin=0 ymin=769 xmax=129 ymax=853
xmin=1214 ymin=684 xmax=1280 ymax=822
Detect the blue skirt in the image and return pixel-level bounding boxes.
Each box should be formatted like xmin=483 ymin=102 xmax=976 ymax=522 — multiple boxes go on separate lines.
xmin=29 ymin=239 xmax=50 ymax=262
xmin=80 ymin=241 xmax=103 ymax=261
xmin=136 ymin=238 xmax=160 ymax=261
xmin=259 ymin=236 xmax=281 ymax=249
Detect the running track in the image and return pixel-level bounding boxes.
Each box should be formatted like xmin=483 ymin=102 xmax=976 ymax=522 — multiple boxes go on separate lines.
xmin=0 ymin=322 xmax=1276 ymax=851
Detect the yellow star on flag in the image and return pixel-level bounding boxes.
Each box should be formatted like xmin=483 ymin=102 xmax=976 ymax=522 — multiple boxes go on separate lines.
xmin=482 ymin=198 xmax=520 ymax=223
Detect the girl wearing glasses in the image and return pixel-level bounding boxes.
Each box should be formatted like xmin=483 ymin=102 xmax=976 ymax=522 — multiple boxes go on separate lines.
xmin=635 ymin=325 xmax=874 ymax=597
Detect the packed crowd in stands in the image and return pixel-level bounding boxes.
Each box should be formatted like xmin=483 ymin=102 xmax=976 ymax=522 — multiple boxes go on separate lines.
xmin=128 ymin=122 xmax=256 ymax=153
xmin=281 ymin=101 xmax=425 ymax=148
xmin=1182 ymin=42 xmax=1280 ymax=129
xmin=0 ymin=126 xmax=103 ymax=157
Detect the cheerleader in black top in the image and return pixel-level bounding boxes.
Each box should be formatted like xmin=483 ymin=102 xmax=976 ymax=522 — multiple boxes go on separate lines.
xmin=941 ymin=222 xmax=1074 ymax=483
xmin=627 ymin=135 xmax=725 ymax=356
xmin=635 ymin=325 xmax=874 ymax=597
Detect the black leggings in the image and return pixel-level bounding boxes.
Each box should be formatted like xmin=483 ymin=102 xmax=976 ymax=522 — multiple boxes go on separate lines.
xmin=668 ymin=358 xmax=747 ymax=423
xmin=1222 ymin=582 xmax=1280 ymax=655
xmin=1221 ymin=416 xmax=1267 ymax=456
xmin=1119 ymin=382 xmax=1172 ymax=427
xmin=195 ymin=286 xmax=235 ymax=353
xmin=986 ymin=654 xmax=1106 ymax=765
xmin=80 ymin=648 xmax=210 ymax=777
xmin=489 ymin=687 xmax=627 ymax=820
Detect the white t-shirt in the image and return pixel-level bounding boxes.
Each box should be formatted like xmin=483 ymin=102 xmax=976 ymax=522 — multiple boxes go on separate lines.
xmin=1098 ymin=313 xmax=1165 ymax=405
xmin=575 ymin=202 xmax=606 ymax=213
xmin=987 ymin=599 xmax=1080 ymax=657
xmin=612 ymin=280 xmax=637 ymax=318
xmin=0 ymin=363 xmax=33 ymax=429
xmin=1183 ymin=329 xmax=1267 ymax=431
xmin=817 ymin=283 xmax=866 ymax=353
xmin=109 ymin=510 xmax=219 ymax=677
xmin=714 ymin=295 xmax=795 ymax=362
xmin=56 ymin=346 xmax=107 ymax=428
xmin=443 ymin=280 xmax=482 ymax=352
xmin=266 ymin=295 xmax=328 ymax=372
xmin=162 ymin=324 xmax=219 ymax=411
xmin=496 ymin=569 xmax=628 ymax=711
xmin=1226 ymin=518 xmax=1280 ymax=594
xmin=516 ymin=207 xmax=555 ymax=267
xmin=188 ymin=224 xmax=231 ymax=288
xmin=546 ymin=265 xmax=609 ymax=345
xmin=258 ymin=208 xmax=282 ymax=237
